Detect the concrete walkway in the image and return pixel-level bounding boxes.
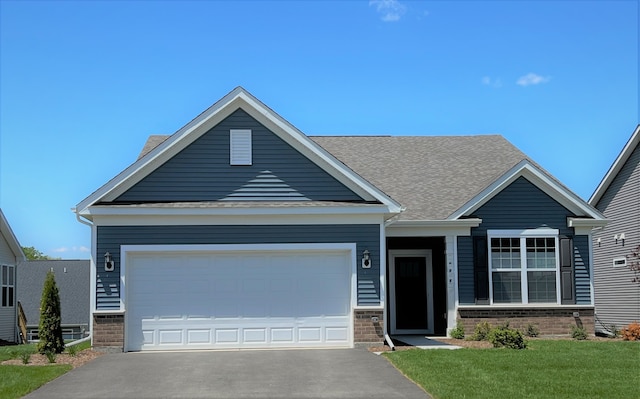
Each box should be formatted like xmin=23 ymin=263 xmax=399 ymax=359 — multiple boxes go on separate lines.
xmin=24 ymin=348 xmax=431 ymax=399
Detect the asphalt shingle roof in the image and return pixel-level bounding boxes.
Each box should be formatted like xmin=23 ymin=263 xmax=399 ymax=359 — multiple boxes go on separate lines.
xmin=310 ymin=135 xmax=528 ymax=220
xmin=17 ymin=260 xmax=90 ymax=327
xmin=137 ymin=134 xmax=529 ymax=220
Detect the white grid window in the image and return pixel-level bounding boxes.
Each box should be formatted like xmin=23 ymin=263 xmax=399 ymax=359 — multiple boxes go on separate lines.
xmin=488 ymin=230 xmax=560 ymax=305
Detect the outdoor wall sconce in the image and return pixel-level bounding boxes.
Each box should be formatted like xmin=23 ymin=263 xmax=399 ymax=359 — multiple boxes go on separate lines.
xmin=104 ymin=252 xmax=115 ymax=272
xmin=361 ymin=249 xmax=371 ymax=269
xmin=614 ymin=233 xmax=626 ymax=246
xmin=597 ymin=237 xmax=601 ymax=247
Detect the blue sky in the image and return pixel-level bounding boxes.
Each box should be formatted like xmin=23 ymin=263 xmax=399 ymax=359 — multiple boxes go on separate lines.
xmin=0 ymin=0 xmax=638 ymax=260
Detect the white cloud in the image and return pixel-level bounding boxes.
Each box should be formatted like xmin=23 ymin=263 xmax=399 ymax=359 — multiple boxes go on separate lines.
xmin=53 ymin=246 xmax=90 ymax=253
xmin=369 ymin=0 xmax=407 ymax=22
xmin=516 ymin=73 xmax=550 ymax=86
xmin=482 ymin=76 xmax=502 ymax=88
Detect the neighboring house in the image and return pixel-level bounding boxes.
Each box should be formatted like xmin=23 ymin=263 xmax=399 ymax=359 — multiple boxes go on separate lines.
xmin=589 ymin=125 xmax=640 ymax=334
xmin=17 ymin=260 xmax=90 ymax=341
xmin=0 ymin=209 xmax=26 ymax=343
xmin=74 ymin=87 xmax=607 ymax=352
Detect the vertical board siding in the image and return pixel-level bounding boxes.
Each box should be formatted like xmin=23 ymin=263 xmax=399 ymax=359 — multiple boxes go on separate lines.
xmin=457 ymin=176 xmax=592 ymax=304
xmin=592 ymin=143 xmax=640 ymax=330
xmin=96 ymin=224 xmax=380 ymax=309
xmin=116 ymin=109 xmax=363 ymax=202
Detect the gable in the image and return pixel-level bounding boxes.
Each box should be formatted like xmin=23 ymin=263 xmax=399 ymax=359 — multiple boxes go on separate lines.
xmin=592 ymin=139 xmax=639 ymax=213
xmin=115 ymin=109 xmax=364 ymax=203
xmin=471 ymin=176 xmax=576 ymax=234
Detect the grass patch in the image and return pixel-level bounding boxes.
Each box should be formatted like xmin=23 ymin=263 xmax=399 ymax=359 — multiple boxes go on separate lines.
xmin=384 ymin=340 xmax=639 ymax=399
xmin=66 ymin=339 xmax=91 ymax=353
xmin=0 ymin=344 xmax=37 ymax=362
xmin=0 ymin=365 xmax=72 ymax=399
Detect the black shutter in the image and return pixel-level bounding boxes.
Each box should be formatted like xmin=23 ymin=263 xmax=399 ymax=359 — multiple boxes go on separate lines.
xmin=560 ymin=237 xmax=575 ymax=304
xmin=473 ymin=236 xmax=490 ymax=304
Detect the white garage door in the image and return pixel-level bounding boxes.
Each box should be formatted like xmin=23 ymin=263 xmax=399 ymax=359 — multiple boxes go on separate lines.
xmin=124 ymin=247 xmax=353 ymax=351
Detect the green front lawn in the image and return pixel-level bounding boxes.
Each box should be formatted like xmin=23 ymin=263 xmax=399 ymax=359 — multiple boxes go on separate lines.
xmin=0 ymin=341 xmax=90 ymax=399
xmin=384 ymin=340 xmax=639 ymax=399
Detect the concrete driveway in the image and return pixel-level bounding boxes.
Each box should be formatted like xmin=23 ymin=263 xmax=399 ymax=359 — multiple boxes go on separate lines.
xmin=23 ymin=348 xmax=431 ymax=399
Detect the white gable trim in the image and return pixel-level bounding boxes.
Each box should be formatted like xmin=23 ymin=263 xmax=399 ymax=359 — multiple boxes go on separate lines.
xmin=589 ymin=124 xmax=640 ymax=206
xmin=0 ymin=210 xmax=25 ymax=263
xmin=75 ymin=87 xmax=402 ymax=215
xmin=448 ymin=160 xmax=606 ymax=221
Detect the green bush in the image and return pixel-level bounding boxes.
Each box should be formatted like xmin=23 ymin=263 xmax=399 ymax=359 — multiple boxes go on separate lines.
xmin=67 ymin=345 xmax=78 ymax=357
xmin=571 ymin=325 xmax=588 ymax=340
xmin=469 ymin=322 xmax=492 ymax=341
xmin=45 ymin=351 xmax=57 ymax=363
xmin=450 ymin=322 xmax=465 ymax=339
xmin=20 ymin=351 xmax=32 ymax=364
xmin=37 ymin=271 xmax=65 ymax=354
xmin=488 ymin=324 xmax=528 ymax=349
xmin=525 ymin=323 xmax=540 ymax=337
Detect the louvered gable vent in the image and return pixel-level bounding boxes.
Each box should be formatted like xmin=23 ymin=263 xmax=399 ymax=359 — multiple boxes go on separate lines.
xmin=230 ymin=129 xmax=252 ymax=165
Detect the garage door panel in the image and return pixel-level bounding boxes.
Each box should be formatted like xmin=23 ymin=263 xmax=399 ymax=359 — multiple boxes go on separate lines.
xmin=126 ymin=250 xmax=352 ymax=351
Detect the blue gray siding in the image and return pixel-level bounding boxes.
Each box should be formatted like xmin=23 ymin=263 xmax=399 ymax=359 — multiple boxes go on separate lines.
xmin=116 ymin=109 xmax=364 ymax=202
xmin=96 ymin=224 xmax=380 ymax=309
xmin=573 ymin=236 xmax=591 ymax=305
xmin=458 ymin=176 xmax=591 ymax=305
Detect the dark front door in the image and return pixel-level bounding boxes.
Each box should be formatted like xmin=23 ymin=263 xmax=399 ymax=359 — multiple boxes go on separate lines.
xmin=390 ymin=250 xmax=433 ymax=334
xmin=395 ymin=257 xmax=428 ymax=330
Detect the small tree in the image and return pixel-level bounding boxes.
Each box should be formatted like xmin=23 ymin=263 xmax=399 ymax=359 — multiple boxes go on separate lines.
xmin=37 ymin=271 xmax=65 ymax=354
xmin=628 ymin=245 xmax=640 ymax=285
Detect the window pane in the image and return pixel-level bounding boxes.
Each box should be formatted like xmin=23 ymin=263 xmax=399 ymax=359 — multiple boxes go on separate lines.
xmin=491 ymin=238 xmax=521 ymax=269
xmin=1 ymin=287 xmax=6 ymax=307
xmin=527 ymin=271 xmax=557 ymax=303
xmin=8 ymin=266 xmax=13 ymax=285
xmin=492 ymin=271 xmax=521 ymax=303
xmin=1 ymin=266 xmax=6 ymax=284
xmin=8 ymin=287 xmax=13 ymax=307
xmin=526 ymin=237 xmax=556 ymax=269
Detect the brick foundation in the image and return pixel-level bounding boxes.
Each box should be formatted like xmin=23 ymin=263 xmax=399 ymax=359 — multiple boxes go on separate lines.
xmin=457 ymin=307 xmax=595 ymax=336
xmin=354 ymin=309 xmax=384 ymax=345
xmin=93 ymin=314 xmax=124 ymax=351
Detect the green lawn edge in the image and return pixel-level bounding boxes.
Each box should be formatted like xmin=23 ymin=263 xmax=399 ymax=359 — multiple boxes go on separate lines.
xmin=383 ymin=340 xmax=640 ymax=399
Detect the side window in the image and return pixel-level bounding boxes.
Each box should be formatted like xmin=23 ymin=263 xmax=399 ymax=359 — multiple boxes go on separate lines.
xmin=1 ymin=265 xmax=15 ymax=307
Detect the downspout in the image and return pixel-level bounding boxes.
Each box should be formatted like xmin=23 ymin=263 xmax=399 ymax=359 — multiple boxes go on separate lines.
xmin=382 ymin=207 xmax=405 ymax=351
xmin=72 ymin=209 xmax=93 ymax=345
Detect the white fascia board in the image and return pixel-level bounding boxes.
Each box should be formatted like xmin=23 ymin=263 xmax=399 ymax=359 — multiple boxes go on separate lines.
xmin=568 ymin=217 xmax=609 ymax=235
xmin=385 ymin=219 xmax=482 ymax=237
xmin=589 ymin=124 xmax=640 ymax=206
xmin=236 ymin=93 xmax=402 ymax=211
xmin=75 ymin=87 xmax=402 ymax=215
xmin=85 ymin=205 xmax=389 ymax=226
xmin=449 ymin=160 xmax=606 ymax=221
xmin=0 ymin=210 xmax=26 ymax=262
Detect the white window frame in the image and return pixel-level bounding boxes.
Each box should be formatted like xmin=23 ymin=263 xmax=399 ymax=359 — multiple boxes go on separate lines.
xmin=230 ymin=129 xmax=252 ymax=165
xmin=612 ymin=257 xmax=627 ymax=268
xmin=487 ymin=229 xmax=561 ymax=305
xmin=1 ymin=264 xmax=14 ymax=307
